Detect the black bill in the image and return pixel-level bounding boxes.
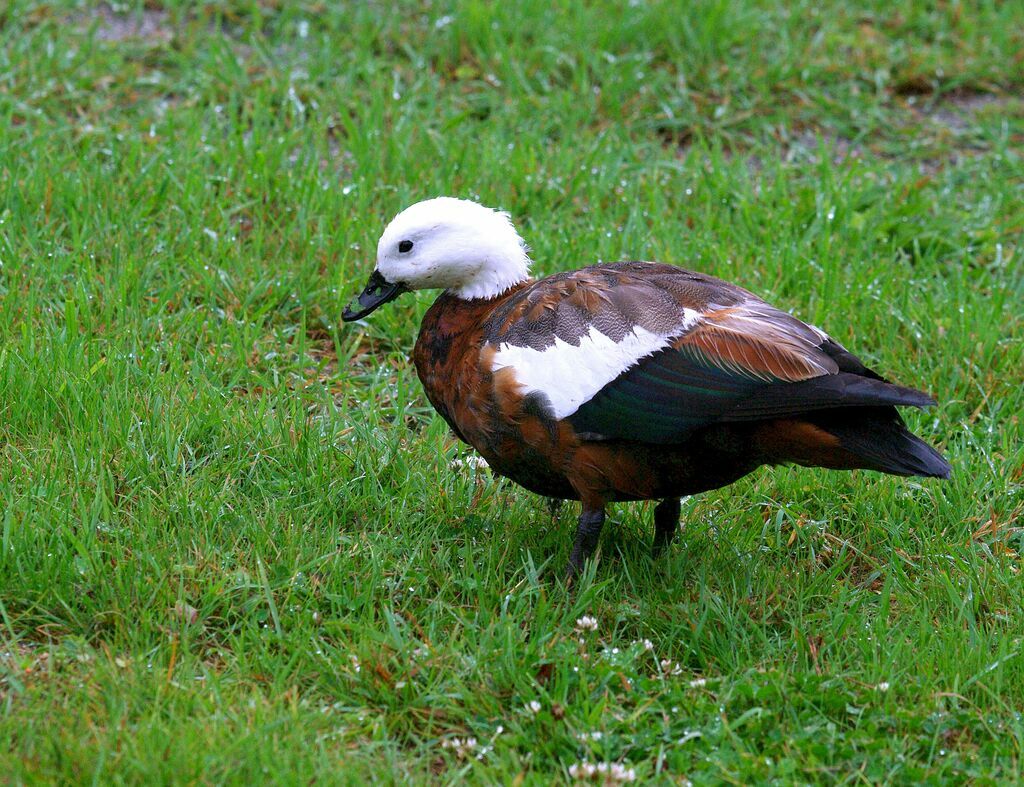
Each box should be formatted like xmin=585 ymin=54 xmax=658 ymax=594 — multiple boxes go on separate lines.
xmin=342 ymin=270 xmax=409 ymax=321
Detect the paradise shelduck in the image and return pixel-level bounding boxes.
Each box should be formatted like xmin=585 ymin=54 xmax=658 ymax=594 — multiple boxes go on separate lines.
xmin=343 ymin=197 xmax=950 ymax=577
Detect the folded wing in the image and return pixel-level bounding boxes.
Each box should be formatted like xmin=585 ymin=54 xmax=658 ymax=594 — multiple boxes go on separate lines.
xmin=484 ymin=262 xmax=934 ymax=444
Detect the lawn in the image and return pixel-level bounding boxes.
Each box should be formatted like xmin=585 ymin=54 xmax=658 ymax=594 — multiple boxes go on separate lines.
xmin=1 ymin=0 xmax=1023 ymax=782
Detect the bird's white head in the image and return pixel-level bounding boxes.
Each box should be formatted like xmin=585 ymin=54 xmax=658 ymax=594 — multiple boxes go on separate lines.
xmin=342 ymin=197 xmax=532 ymax=321
xmin=376 ymin=197 xmax=531 ymax=300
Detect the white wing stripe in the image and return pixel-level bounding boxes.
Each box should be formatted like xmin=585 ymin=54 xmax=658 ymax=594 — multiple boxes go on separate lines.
xmin=490 ymin=314 xmax=698 ymax=419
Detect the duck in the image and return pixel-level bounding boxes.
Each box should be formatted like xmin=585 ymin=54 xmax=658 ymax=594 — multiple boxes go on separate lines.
xmin=342 ymin=197 xmax=950 ymax=578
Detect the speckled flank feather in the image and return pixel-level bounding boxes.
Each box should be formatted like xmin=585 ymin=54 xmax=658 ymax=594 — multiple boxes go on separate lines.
xmin=484 ymin=264 xmax=711 ymax=419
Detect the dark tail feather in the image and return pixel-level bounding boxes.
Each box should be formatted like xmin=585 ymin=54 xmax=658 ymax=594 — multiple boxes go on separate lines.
xmin=729 ymin=373 xmax=937 ymax=421
xmin=812 ymin=407 xmax=951 ymax=479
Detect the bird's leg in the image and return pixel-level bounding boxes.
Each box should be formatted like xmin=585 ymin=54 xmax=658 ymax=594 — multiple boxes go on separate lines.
xmin=652 ymin=497 xmax=681 ymax=557
xmin=566 ymin=506 xmax=605 ymax=580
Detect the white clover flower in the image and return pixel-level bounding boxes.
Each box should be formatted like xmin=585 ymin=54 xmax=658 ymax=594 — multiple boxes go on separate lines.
xmin=659 ymin=659 xmax=683 ymax=676
xmin=450 ymin=455 xmax=489 ymax=470
xmin=442 ymin=737 xmax=478 ymax=760
xmin=526 ymin=700 xmax=542 ymax=714
xmin=688 ymin=677 xmax=707 ymax=688
xmin=569 ymin=760 xmax=637 ymax=783
xmin=876 ymin=681 xmax=891 ymax=692
xmin=575 ymin=615 xmax=599 ymax=632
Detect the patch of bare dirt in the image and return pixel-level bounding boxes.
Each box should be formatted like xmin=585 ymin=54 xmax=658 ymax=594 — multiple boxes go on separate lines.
xmin=658 ymin=87 xmax=1020 ymax=175
xmin=782 ymin=129 xmax=864 ymax=165
xmin=82 ymin=3 xmax=172 ymax=43
xmin=721 ymin=129 xmax=863 ymax=176
xmin=908 ymin=88 xmax=1013 ymax=133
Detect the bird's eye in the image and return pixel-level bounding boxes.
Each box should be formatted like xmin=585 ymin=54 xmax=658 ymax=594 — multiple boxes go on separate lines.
xmin=398 ymin=240 xmax=413 ymax=253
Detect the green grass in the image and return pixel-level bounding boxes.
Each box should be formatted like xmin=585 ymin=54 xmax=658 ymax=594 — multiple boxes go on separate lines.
xmin=1 ymin=0 xmax=1023 ymax=782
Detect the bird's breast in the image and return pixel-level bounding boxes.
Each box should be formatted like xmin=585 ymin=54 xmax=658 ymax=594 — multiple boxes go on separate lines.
xmin=412 ymin=292 xmax=578 ymax=486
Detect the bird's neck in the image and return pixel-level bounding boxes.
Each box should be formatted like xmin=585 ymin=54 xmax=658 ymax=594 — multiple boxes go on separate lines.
xmin=448 ymin=263 xmax=532 ymax=300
